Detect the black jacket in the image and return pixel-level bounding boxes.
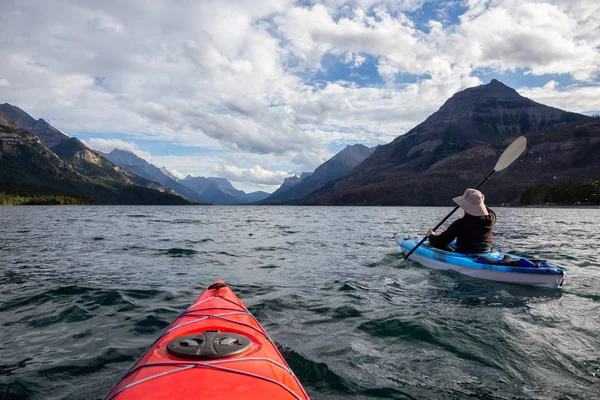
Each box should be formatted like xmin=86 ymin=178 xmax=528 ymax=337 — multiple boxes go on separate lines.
xmin=428 ymin=208 xmax=496 ymax=253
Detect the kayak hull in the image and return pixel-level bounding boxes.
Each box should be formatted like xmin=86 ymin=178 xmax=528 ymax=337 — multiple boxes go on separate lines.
xmin=395 ymin=234 xmax=565 ymax=289
xmin=106 ymin=280 xmax=309 ymax=400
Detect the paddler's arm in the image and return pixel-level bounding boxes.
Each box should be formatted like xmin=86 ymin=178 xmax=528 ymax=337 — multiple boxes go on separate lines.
xmin=427 ymin=219 xmax=461 ymax=248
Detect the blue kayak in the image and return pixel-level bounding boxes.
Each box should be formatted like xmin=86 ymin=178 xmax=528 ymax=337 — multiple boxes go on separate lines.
xmin=394 ymin=234 xmax=566 ymax=288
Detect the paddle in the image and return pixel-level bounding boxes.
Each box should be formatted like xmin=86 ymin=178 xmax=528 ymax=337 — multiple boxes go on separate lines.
xmin=396 ymin=136 xmax=527 ymax=266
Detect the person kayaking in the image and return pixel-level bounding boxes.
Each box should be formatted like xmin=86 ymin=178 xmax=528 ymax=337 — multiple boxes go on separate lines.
xmin=426 ymin=188 xmax=496 ymax=253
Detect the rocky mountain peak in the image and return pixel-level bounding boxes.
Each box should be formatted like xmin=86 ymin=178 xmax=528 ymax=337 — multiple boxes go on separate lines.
xmin=282 ymin=175 xmax=301 ymax=186
xmin=208 ymin=177 xmax=238 ymax=193
xmin=424 ymin=79 xmax=529 ymax=125
xmin=0 ymin=103 xmax=69 ymax=149
xmin=105 ymin=149 xmax=147 ymax=166
xmin=160 ymin=166 xmax=178 ymax=181
xmin=481 ymin=79 xmax=520 ymax=98
xmin=325 ymin=143 xmax=374 ymax=168
xmin=455 ymin=79 xmax=521 ymax=102
xmin=0 ymin=103 xmax=37 ymax=130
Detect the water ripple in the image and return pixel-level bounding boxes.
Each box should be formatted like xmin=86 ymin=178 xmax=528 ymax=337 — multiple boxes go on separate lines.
xmin=0 ymin=206 xmax=599 ymax=399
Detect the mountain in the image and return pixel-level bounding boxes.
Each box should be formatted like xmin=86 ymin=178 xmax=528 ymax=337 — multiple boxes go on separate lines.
xmin=54 ymin=139 xmax=141 ymax=183
xmin=265 ymin=172 xmax=312 ymax=200
xmin=178 ymin=175 xmax=269 ymax=204
xmin=208 ymin=177 xmax=240 ymax=194
xmin=242 ymin=190 xmax=270 ymax=203
xmin=0 ymin=103 xmax=69 ymax=149
xmin=305 ymin=80 xmax=590 ymax=205
xmin=100 ymin=149 xmax=207 ymax=202
xmin=180 ymin=175 xmax=213 ymax=193
xmin=179 ymin=176 xmax=238 ymax=204
xmin=205 ymin=177 xmax=269 ymax=203
xmin=0 ymin=112 xmax=19 ymax=129
xmin=199 ymin=181 xmax=241 ymax=205
xmin=261 ymin=144 xmax=375 ymax=204
xmin=392 ymin=118 xmax=600 ymax=206
xmin=160 ymin=166 xmax=178 ymax=181
xmin=0 ymin=123 xmax=191 ymax=205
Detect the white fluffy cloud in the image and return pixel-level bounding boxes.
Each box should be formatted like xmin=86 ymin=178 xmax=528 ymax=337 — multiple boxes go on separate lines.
xmin=1 ymin=0 xmax=599 ymax=189
xmin=517 ymin=81 xmax=600 ymax=114
xmin=455 ymin=2 xmax=600 ymax=81
xmin=216 ymin=165 xmax=292 ymax=186
xmin=277 ymin=1 xmax=599 ymax=82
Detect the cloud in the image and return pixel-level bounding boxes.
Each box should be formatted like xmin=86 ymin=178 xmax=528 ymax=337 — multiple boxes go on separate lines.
xmin=0 ymin=0 xmax=598 ymax=190
xmin=278 ymin=1 xmax=600 ymax=83
xmin=169 ymin=169 xmax=185 ymax=179
xmin=149 ymin=153 xmax=295 ymax=193
xmin=455 ymin=2 xmax=600 ymax=81
xmin=517 ymin=82 xmax=600 ymax=114
xmin=215 ymin=165 xmax=292 ymax=185
xmin=84 ymin=138 xmax=152 ymax=160
xmin=87 ymin=14 xmax=124 ymax=33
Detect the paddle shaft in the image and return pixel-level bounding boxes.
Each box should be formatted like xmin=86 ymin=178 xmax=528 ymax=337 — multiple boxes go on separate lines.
xmin=402 ymin=169 xmax=496 ymax=260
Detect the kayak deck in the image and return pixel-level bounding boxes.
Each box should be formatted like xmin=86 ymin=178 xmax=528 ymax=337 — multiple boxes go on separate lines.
xmin=106 ymin=280 xmax=309 ymax=400
xmin=394 ymin=234 xmax=566 ymax=289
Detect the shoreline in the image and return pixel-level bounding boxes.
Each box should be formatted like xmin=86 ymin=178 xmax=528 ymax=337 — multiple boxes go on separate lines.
xmin=1 ymin=203 xmax=598 ymax=208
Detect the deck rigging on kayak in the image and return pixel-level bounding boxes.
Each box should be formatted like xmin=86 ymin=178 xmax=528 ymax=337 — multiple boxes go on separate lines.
xmin=106 ymin=281 xmax=309 ymax=400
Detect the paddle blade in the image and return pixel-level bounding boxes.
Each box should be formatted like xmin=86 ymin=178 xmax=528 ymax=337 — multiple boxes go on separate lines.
xmin=494 ymin=136 xmax=527 ymax=171
xmin=390 ymin=257 xmax=406 ymax=268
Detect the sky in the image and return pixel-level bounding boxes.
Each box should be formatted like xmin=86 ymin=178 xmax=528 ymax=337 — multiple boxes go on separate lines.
xmin=1 ymin=0 xmax=599 ymax=193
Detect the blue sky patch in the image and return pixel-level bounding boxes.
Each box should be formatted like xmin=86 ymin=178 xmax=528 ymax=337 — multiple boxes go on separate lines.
xmin=407 ymin=1 xmax=468 ymax=31
xmin=72 ymin=132 xmax=228 ymax=157
xmin=312 ymin=52 xmax=384 ymax=86
xmin=472 ymin=68 xmax=574 ymax=89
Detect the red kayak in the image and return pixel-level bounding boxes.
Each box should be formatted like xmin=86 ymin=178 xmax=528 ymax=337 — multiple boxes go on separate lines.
xmin=106 ymin=280 xmax=309 ymax=399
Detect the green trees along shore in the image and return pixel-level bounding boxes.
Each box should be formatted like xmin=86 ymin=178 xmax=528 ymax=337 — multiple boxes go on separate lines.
xmin=0 ymin=193 xmax=93 ymax=205
xmin=520 ymin=181 xmax=600 ymax=206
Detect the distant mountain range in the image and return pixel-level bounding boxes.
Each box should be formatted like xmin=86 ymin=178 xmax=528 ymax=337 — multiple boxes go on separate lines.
xmin=0 ymin=103 xmax=274 ymax=205
xmin=97 ymin=149 xmax=209 ymax=203
xmin=3 ymin=79 xmax=597 ymax=206
xmin=260 ymin=144 xmax=375 ymax=204
xmin=304 ymin=80 xmax=597 ymax=205
xmin=100 ymin=150 xmax=270 ymax=204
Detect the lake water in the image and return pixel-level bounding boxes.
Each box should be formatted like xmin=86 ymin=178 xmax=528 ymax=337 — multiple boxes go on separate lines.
xmin=1 ymin=206 xmax=599 ymax=399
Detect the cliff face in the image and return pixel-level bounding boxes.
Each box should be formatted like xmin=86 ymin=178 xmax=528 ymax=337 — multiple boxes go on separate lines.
xmin=305 ymin=80 xmax=590 ymax=205
xmin=0 ymin=112 xmax=19 ymax=129
xmin=54 ymin=139 xmax=142 ymax=184
xmin=0 ymin=124 xmax=191 ymax=205
xmin=0 ymin=104 xmax=69 ymax=149
xmin=0 ymin=125 xmax=69 ymax=172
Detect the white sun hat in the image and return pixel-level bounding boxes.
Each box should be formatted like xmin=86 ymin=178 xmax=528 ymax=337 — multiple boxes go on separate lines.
xmin=453 ymin=188 xmax=488 ymax=216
